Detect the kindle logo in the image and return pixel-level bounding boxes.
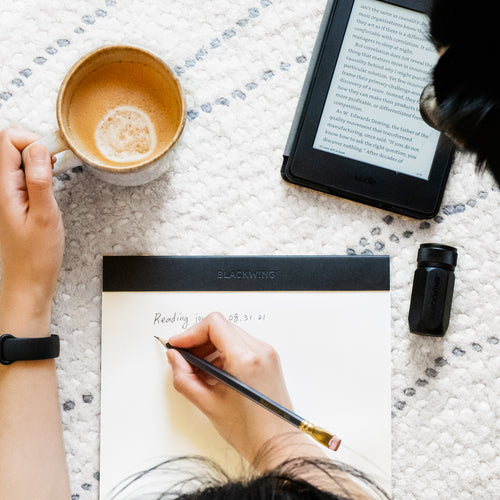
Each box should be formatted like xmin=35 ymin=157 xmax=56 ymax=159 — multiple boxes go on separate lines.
xmin=354 ymin=174 xmax=376 ymax=186
xmin=217 ymin=270 xmax=277 ymax=280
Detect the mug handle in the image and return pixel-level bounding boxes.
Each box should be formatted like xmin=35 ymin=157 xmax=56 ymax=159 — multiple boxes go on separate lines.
xmin=34 ymin=130 xmax=83 ymax=176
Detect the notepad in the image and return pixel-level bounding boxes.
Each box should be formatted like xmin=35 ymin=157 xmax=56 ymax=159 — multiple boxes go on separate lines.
xmin=100 ymin=256 xmax=391 ymax=498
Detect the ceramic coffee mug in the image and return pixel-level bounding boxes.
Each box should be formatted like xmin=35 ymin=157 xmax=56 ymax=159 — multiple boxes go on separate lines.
xmin=37 ymin=45 xmax=186 ymax=186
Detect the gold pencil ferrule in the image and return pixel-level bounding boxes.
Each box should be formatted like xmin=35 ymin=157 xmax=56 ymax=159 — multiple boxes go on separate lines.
xmin=299 ymin=420 xmax=341 ymax=451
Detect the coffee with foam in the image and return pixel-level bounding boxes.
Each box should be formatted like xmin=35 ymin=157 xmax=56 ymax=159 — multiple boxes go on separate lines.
xmin=95 ymin=106 xmax=157 ymax=163
xmin=58 ymin=47 xmax=184 ymax=170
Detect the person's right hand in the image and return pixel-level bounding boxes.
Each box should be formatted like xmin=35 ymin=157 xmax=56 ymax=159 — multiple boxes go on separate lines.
xmin=167 ymin=312 xmax=323 ymax=470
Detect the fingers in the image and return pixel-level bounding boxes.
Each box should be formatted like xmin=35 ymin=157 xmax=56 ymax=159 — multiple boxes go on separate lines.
xmin=168 ymin=312 xmax=225 ymax=347
xmin=167 ymin=349 xmax=217 ymax=415
xmin=169 ymin=312 xmax=251 ymax=355
xmin=168 ymin=312 xmax=279 ymax=379
xmin=23 ymin=143 xmax=57 ymax=220
xmin=0 ymin=127 xmax=41 ymax=195
xmin=0 ymin=127 xmax=40 ymax=168
xmin=168 ymin=313 xmax=284 ymax=391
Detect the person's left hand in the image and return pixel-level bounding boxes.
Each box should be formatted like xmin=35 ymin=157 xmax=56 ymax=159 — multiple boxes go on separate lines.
xmin=0 ymin=126 xmax=64 ymax=319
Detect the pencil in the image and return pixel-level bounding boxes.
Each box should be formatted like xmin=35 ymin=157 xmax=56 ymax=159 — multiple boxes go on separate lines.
xmin=155 ymin=336 xmax=341 ymax=451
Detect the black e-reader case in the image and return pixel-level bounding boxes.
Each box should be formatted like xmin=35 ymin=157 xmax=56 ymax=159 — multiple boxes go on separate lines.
xmin=281 ymin=0 xmax=455 ymax=219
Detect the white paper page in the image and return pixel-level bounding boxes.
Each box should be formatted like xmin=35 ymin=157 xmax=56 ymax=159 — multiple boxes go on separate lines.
xmin=100 ymin=290 xmax=391 ymax=498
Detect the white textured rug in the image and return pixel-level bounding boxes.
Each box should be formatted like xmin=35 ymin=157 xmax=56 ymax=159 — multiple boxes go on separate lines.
xmin=1 ymin=1 xmax=499 ymax=499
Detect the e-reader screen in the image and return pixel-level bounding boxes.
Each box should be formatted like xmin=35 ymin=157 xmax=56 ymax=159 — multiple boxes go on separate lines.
xmin=313 ymin=0 xmax=439 ymax=180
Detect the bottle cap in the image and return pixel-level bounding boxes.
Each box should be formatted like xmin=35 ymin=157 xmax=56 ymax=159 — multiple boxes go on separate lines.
xmin=417 ymin=243 xmax=457 ymax=271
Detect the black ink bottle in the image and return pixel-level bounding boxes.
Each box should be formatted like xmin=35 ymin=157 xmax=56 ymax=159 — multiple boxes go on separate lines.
xmin=408 ymin=243 xmax=458 ymax=337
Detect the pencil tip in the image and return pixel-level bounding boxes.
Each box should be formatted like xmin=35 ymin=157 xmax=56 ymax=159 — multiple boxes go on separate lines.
xmin=154 ymin=336 xmax=169 ymax=348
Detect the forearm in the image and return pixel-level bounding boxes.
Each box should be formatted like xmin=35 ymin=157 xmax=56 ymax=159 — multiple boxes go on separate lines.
xmin=0 ymin=292 xmax=70 ymax=500
xmin=0 ymin=285 xmax=53 ymax=335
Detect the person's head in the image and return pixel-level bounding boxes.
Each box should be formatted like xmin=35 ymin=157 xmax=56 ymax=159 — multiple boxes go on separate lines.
xmin=419 ymin=0 xmax=500 ymax=185
xmin=109 ymin=455 xmax=390 ymax=500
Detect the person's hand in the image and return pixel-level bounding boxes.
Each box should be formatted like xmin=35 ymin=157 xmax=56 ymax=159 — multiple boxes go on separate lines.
xmin=0 ymin=126 xmax=64 ymax=331
xmin=0 ymin=126 xmax=69 ymax=499
xmin=167 ymin=312 xmax=323 ymax=470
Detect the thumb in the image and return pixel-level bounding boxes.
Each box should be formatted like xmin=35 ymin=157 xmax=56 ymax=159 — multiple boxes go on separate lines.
xmin=23 ymin=143 xmax=56 ymax=217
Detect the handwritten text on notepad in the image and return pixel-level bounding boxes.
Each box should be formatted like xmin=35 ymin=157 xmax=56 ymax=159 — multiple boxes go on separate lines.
xmin=153 ymin=311 xmax=268 ymax=331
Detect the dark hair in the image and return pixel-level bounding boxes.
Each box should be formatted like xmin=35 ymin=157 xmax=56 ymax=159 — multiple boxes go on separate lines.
xmin=427 ymin=1 xmax=500 ymax=184
xmin=109 ymin=455 xmax=390 ymax=500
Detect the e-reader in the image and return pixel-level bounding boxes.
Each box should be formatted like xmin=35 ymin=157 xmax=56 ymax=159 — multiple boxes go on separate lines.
xmin=282 ymin=0 xmax=455 ymax=219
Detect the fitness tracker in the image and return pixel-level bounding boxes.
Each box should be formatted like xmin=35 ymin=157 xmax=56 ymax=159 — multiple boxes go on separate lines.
xmin=0 ymin=334 xmax=60 ymax=365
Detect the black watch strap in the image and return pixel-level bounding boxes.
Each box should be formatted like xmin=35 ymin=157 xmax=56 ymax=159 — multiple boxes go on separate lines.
xmin=0 ymin=334 xmax=60 ymax=365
